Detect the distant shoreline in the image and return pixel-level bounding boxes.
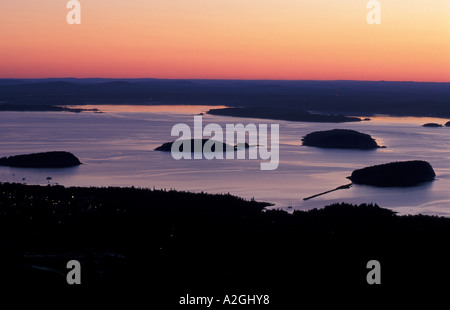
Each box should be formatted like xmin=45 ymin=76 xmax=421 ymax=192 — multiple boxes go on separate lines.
xmin=2 ymin=103 xmax=449 ymax=126
xmin=207 ymin=107 xmax=361 ymax=123
xmin=1 ymin=79 xmax=449 ymax=118
xmin=0 ymin=104 xmax=100 ymax=113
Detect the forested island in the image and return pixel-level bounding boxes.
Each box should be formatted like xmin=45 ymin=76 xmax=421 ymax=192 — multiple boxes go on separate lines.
xmin=155 ymin=139 xmax=249 ymax=152
xmin=348 ymin=160 xmax=436 ymax=187
xmin=0 ymin=151 xmax=82 ymax=168
xmin=302 ymin=129 xmax=381 ymax=149
xmin=422 ymin=123 xmax=443 ymax=127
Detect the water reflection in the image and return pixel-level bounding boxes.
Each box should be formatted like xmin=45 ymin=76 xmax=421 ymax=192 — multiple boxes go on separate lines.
xmin=1 ymin=107 xmax=449 ymax=216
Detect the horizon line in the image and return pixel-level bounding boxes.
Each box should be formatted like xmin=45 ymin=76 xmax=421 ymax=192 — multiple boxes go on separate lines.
xmin=0 ymin=77 xmax=449 ymax=83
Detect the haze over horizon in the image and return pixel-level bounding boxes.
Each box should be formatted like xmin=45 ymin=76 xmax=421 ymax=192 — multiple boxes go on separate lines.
xmin=1 ymin=0 xmax=449 ymax=82
xmin=2 ymin=77 xmax=450 ymax=83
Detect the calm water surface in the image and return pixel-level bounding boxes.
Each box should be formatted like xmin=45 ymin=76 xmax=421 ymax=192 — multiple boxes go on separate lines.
xmin=1 ymin=106 xmax=449 ymax=216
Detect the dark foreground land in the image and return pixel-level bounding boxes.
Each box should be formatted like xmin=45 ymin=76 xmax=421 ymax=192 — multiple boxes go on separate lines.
xmin=1 ymin=182 xmax=449 ymax=304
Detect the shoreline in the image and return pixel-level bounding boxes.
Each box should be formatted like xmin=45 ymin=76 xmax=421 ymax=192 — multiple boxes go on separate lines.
xmin=2 ymin=103 xmax=450 ymax=123
xmin=0 ymin=104 xmax=100 ymax=113
xmin=1 ymin=79 xmax=449 ymax=119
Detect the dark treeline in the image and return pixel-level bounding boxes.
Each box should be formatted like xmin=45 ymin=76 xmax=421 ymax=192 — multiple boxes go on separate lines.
xmin=0 ymin=182 xmax=449 ymax=304
xmin=208 ymin=107 xmax=361 ymax=123
xmin=0 ymin=104 xmax=99 ymax=113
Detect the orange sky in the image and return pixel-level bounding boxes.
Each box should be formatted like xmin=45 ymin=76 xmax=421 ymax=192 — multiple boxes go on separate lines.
xmin=0 ymin=0 xmax=449 ymax=81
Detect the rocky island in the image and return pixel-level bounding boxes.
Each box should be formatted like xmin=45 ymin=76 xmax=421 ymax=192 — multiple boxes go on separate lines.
xmin=422 ymin=123 xmax=443 ymax=127
xmin=302 ymin=129 xmax=381 ymax=149
xmin=155 ymin=139 xmax=249 ymax=152
xmin=0 ymin=151 xmax=82 ymax=168
xmin=348 ymin=160 xmax=435 ymax=187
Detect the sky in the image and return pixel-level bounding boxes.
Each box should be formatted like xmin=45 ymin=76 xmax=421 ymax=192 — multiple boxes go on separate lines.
xmin=0 ymin=0 xmax=449 ymax=81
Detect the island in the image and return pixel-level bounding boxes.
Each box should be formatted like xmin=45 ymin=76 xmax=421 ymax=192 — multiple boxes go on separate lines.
xmin=0 ymin=151 xmax=82 ymax=168
xmin=348 ymin=160 xmax=436 ymax=187
xmin=0 ymin=104 xmax=100 ymax=113
xmin=155 ymin=139 xmax=249 ymax=152
xmin=207 ymin=107 xmax=361 ymax=123
xmin=445 ymin=121 xmax=450 ymax=127
xmin=301 ymin=129 xmax=381 ymax=149
xmin=422 ymin=123 xmax=443 ymax=127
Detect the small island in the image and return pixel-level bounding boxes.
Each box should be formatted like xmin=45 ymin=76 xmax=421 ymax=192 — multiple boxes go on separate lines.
xmin=422 ymin=123 xmax=443 ymax=127
xmin=155 ymin=139 xmax=249 ymax=152
xmin=348 ymin=160 xmax=435 ymax=187
xmin=445 ymin=121 xmax=450 ymax=127
xmin=301 ymin=129 xmax=381 ymax=149
xmin=0 ymin=151 xmax=82 ymax=168
xmin=0 ymin=104 xmax=100 ymax=113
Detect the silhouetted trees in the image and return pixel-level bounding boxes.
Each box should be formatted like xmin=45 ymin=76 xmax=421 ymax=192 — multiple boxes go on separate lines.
xmin=0 ymin=151 xmax=81 ymax=168
xmin=302 ymin=129 xmax=381 ymax=149
xmin=349 ymin=160 xmax=436 ymax=186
